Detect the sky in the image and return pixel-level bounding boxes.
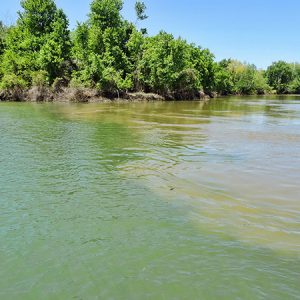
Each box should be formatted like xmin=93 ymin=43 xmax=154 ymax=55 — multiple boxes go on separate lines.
xmin=1 ymin=0 xmax=299 ymax=69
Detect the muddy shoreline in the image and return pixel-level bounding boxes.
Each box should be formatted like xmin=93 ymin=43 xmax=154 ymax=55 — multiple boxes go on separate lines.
xmin=0 ymin=86 xmax=212 ymax=103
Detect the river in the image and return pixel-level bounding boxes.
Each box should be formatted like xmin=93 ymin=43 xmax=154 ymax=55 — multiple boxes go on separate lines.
xmin=0 ymin=96 xmax=299 ymax=299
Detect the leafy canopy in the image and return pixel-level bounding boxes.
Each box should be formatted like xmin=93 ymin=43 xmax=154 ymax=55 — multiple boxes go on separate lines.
xmin=266 ymin=61 xmax=295 ymax=94
xmin=0 ymin=0 xmax=297 ymax=98
xmin=135 ymin=1 xmax=148 ymax=21
xmin=1 ymin=0 xmax=71 ymax=86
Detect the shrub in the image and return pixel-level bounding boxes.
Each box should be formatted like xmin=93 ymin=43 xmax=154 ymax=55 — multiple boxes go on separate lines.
xmin=31 ymin=70 xmax=49 ymax=87
xmin=0 ymin=73 xmax=27 ymax=90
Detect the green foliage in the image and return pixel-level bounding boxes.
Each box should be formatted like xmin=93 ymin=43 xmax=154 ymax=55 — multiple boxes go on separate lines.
xmin=1 ymin=0 xmax=71 ymax=86
xmin=126 ymin=28 xmax=145 ymax=90
xmin=288 ymin=78 xmax=300 ymax=94
xmin=138 ymin=32 xmax=188 ymax=95
xmin=189 ymin=47 xmax=215 ymax=94
xmin=89 ymin=0 xmax=123 ymax=29
xmin=137 ymin=31 xmax=215 ymax=98
xmin=287 ymin=63 xmax=300 ymax=94
xmin=72 ymin=0 xmax=133 ymax=94
xmin=0 ymin=73 xmax=27 ymax=90
xmin=214 ymin=60 xmax=234 ymax=95
xmin=1 ymin=1 xmax=299 ymax=98
xmin=215 ymin=60 xmax=271 ymax=95
xmin=0 ymin=21 xmax=7 ymax=56
xmin=31 ymin=70 xmax=48 ymax=87
xmin=265 ymin=61 xmax=295 ymax=94
xmin=254 ymin=70 xmax=272 ymax=94
xmin=135 ymin=1 xmax=148 ymax=35
xmin=38 ymin=9 xmax=72 ymax=82
xmin=135 ymin=1 xmax=148 ymax=21
xmin=0 ymin=22 xmax=5 ymax=79
xmin=293 ymin=63 xmax=300 ymax=77
xmin=173 ymin=68 xmax=200 ymax=99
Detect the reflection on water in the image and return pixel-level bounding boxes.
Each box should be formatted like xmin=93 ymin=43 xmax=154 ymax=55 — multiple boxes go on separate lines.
xmin=0 ymin=96 xmax=300 ymax=299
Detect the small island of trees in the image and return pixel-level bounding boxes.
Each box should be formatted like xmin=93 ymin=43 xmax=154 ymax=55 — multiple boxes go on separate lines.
xmin=0 ymin=0 xmax=300 ymax=101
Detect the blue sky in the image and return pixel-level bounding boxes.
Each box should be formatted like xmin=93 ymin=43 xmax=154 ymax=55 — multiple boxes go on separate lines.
xmin=1 ymin=0 xmax=299 ymax=69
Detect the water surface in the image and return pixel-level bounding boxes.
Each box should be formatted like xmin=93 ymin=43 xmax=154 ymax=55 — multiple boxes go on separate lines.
xmin=0 ymin=96 xmax=300 ymax=299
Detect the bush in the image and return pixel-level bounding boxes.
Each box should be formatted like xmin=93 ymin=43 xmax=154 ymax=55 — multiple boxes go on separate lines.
xmin=0 ymin=74 xmax=27 ymax=90
xmin=0 ymin=74 xmax=27 ymax=101
xmin=266 ymin=61 xmax=295 ymax=94
xmin=31 ymin=70 xmax=49 ymax=87
xmin=173 ymin=68 xmax=200 ymax=99
xmin=288 ymin=79 xmax=300 ymax=94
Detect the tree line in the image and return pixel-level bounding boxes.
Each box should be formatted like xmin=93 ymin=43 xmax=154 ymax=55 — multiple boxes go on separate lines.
xmin=0 ymin=0 xmax=299 ymax=100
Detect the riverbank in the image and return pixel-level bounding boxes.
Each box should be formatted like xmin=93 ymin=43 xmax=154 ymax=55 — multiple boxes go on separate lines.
xmin=0 ymin=86 xmax=213 ymax=103
xmin=1 ymin=86 xmax=298 ymax=103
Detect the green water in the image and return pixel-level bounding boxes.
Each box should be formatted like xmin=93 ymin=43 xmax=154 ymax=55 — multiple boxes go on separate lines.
xmin=0 ymin=96 xmax=299 ymax=299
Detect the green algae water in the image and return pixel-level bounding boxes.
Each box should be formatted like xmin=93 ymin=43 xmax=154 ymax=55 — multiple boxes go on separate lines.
xmin=0 ymin=96 xmax=300 ymax=299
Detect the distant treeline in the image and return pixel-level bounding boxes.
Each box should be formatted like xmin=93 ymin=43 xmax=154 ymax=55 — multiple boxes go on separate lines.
xmin=0 ymin=0 xmax=299 ymax=100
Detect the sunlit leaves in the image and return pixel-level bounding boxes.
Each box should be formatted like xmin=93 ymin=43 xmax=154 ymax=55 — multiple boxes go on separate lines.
xmin=135 ymin=1 xmax=148 ymax=21
xmin=2 ymin=0 xmax=71 ymax=85
xmin=266 ymin=61 xmax=295 ymax=94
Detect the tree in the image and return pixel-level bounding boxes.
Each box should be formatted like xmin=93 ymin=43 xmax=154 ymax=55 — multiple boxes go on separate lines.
xmin=138 ymin=32 xmax=184 ymax=95
xmin=2 ymin=0 xmax=297 ymax=98
xmin=0 ymin=21 xmax=7 ymax=56
xmin=38 ymin=9 xmax=72 ymax=83
xmin=288 ymin=78 xmax=300 ymax=94
xmin=126 ymin=28 xmax=145 ymax=90
xmin=72 ymin=0 xmax=133 ymax=95
xmin=135 ymin=1 xmax=148 ymax=35
xmin=135 ymin=1 xmax=148 ymax=22
xmin=266 ymin=61 xmax=295 ymax=94
xmin=1 ymin=0 xmax=71 ymax=86
xmin=138 ymin=32 xmax=209 ymax=98
xmin=214 ymin=59 xmax=270 ymax=95
xmin=235 ymin=64 xmax=257 ymax=95
xmin=0 ymin=21 xmax=9 ymax=80
xmin=287 ymin=63 xmax=300 ymax=94
xmin=189 ymin=46 xmax=215 ymax=94
xmin=214 ymin=59 xmax=234 ymax=95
